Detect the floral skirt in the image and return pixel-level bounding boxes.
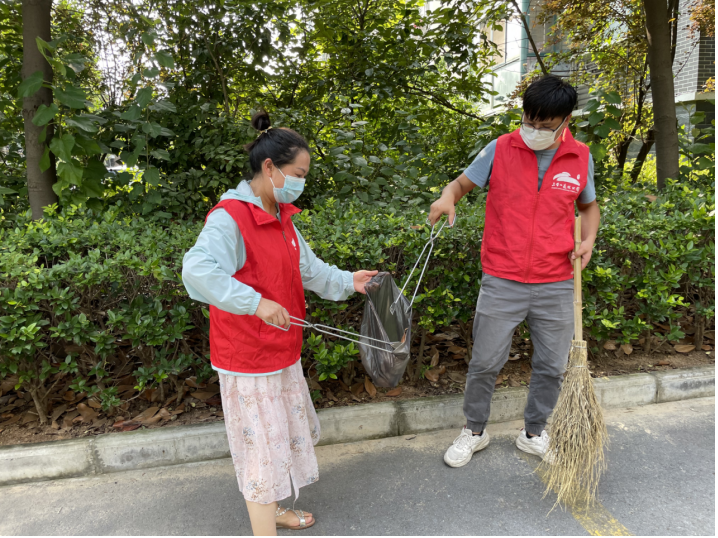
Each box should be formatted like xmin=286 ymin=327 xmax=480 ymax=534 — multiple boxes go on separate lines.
xmin=219 ymin=360 xmax=320 ymax=504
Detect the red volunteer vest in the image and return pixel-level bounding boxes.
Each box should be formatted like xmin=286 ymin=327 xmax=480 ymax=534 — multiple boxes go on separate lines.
xmin=206 ymin=199 xmax=306 ymax=374
xmin=481 ymin=128 xmax=589 ymax=283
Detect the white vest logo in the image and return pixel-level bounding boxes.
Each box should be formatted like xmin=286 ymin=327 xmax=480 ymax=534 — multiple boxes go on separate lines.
xmin=551 ymin=172 xmax=581 ymax=193
xmin=291 ymin=238 xmax=297 ymax=250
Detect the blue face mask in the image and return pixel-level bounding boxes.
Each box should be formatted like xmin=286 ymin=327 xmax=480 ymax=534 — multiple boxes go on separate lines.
xmin=270 ymin=166 xmax=306 ymax=204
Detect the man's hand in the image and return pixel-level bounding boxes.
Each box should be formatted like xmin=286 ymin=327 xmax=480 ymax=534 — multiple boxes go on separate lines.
xmin=255 ymin=298 xmax=291 ymax=329
xmin=428 ymin=174 xmax=474 ymax=226
xmin=353 ymin=270 xmax=379 ymax=294
xmin=428 ymin=194 xmax=456 ymax=227
xmin=570 ymin=240 xmax=594 ymax=271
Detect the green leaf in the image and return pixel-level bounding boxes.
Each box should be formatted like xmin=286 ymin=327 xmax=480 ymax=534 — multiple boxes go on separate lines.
xmin=82 ymin=177 xmax=104 ymax=198
xmin=604 ymin=91 xmax=621 ymax=104
xmin=120 ymin=105 xmax=142 ymax=121
xmin=146 ymin=191 xmax=162 ymax=204
xmin=142 ymin=121 xmax=163 ymax=137
xmin=593 ymin=125 xmax=611 ymax=138
xmin=144 ymin=168 xmax=160 ymax=186
xmin=151 ymin=149 xmax=170 ymax=160
xmin=694 ymin=156 xmax=713 ymax=169
xmin=583 ymin=99 xmax=600 ymax=113
xmin=605 ymin=105 xmax=621 ymax=117
xmin=17 ymin=71 xmax=44 ymax=98
xmin=690 ymin=112 xmax=706 ymax=125
xmin=35 ymin=37 xmax=56 ymax=53
xmin=352 ymin=156 xmax=368 ymax=167
xmin=357 ymin=191 xmax=369 ymax=203
xmin=86 ymin=198 xmax=103 ymax=212
xmin=149 ymin=99 xmax=176 ymax=113
xmin=0 ymin=186 xmax=18 ymax=195
xmin=84 ymin=158 xmax=108 ymax=180
xmin=588 ymin=111 xmax=604 ymax=126
xmin=604 ymin=118 xmax=622 ymax=131
xmin=141 ymin=31 xmax=157 ymax=46
xmin=74 ymin=136 xmax=102 ymax=156
xmin=154 ymin=50 xmax=174 ymax=68
xmin=64 ymin=53 xmax=87 ymax=74
xmin=589 ymin=143 xmax=607 ymax=161
xmin=65 ymin=114 xmax=101 ymax=132
xmin=39 ymin=145 xmax=51 ymax=172
xmin=57 ymin=161 xmax=83 ymax=184
xmin=55 ymin=85 xmax=87 ymax=108
xmin=135 ymin=87 xmax=153 ymax=108
xmin=689 ymin=143 xmax=714 ymax=154
xmin=32 ymin=103 xmax=58 ymax=126
xmin=142 ymin=67 xmax=160 ymax=78
xmin=49 ymin=133 xmax=75 ymax=162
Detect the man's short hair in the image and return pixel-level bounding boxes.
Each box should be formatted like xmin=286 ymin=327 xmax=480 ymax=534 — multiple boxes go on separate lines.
xmin=523 ymin=75 xmax=578 ymax=122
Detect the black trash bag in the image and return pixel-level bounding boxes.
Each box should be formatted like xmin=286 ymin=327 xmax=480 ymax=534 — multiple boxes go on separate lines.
xmin=359 ymin=272 xmax=412 ymax=388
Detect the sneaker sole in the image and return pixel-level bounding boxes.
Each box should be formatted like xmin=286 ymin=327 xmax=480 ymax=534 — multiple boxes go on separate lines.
xmin=515 ymin=434 xmax=549 ymax=460
xmin=443 ymin=433 xmax=491 ymax=468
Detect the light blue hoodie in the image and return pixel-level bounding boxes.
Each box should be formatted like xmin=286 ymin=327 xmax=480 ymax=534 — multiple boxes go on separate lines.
xmin=182 ymin=180 xmax=356 ymax=376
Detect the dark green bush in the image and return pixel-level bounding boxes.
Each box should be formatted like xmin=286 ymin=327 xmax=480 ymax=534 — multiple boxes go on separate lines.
xmin=0 ymin=179 xmax=713 ymax=423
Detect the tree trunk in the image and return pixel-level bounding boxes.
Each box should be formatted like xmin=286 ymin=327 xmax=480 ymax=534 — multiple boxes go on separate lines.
xmin=510 ymin=0 xmax=549 ymax=76
xmin=630 ymin=129 xmax=656 ymax=183
xmin=29 ymin=385 xmax=48 ymax=425
xmin=22 ymin=0 xmax=58 ymax=219
xmin=643 ymin=0 xmax=680 ymax=190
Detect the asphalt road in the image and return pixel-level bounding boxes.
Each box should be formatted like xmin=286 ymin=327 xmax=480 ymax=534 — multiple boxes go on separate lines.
xmin=0 ymin=398 xmax=714 ymax=536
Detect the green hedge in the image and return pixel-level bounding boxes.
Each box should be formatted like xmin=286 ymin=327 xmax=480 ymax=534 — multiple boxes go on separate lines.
xmin=0 ymin=180 xmax=714 ymax=421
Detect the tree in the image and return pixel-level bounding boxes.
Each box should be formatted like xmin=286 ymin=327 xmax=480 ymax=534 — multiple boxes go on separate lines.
xmin=642 ymin=0 xmax=680 ymax=189
xmin=21 ymin=0 xmax=57 ymax=219
xmin=535 ymin=0 xmax=684 ymax=188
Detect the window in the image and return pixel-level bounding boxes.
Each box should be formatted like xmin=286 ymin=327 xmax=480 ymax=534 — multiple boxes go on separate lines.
xmin=481 ymin=18 xmax=523 ymax=111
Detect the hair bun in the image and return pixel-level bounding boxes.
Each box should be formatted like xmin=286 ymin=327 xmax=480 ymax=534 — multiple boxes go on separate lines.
xmin=251 ymin=111 xmax=271 ymax=132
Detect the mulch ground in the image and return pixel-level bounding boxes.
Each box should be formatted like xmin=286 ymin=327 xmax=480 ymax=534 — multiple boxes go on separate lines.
xmin=0 ymin=325 xmax=714 ymax=447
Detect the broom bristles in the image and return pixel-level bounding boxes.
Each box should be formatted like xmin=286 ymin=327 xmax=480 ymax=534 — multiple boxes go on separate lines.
xmin=540 ymin=340 xmax=608 ymax=509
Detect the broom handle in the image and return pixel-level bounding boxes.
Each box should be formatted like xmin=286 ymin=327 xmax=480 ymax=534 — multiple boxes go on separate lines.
xmin=574 ymin=215 xmax=583 ymax=341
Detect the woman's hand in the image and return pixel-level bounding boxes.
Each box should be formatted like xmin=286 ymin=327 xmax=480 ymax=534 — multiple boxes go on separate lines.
xmin=353 ymin=270 xmax=379 ymax=294
xmin=255 ymin=298 xmax=291 ymax=328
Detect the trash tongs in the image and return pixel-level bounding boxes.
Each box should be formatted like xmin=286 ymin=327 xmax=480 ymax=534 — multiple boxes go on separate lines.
xmin=265 ymin=315 xmax=396 ymax=353
xmin=389 ymin=213 xmax=456 ymax=315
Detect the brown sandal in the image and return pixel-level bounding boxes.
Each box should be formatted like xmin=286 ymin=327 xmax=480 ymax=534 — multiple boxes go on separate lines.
xmin=275 ymin=507 xmax=315 ymax=530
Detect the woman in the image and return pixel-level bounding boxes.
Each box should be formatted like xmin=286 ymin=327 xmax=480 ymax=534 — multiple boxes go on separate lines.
xmin=182 ymin=111 xmax=376 ymax=535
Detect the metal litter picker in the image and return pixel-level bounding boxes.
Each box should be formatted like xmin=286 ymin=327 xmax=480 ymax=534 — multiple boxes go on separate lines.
xmin=540 ymin=216 xmax=609 ymax=509
xmin=266 ymin=215 xmax=454 ymax=388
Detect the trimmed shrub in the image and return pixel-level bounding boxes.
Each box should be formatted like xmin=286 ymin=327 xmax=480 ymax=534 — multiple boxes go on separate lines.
xmin=0 ymin=180 xmax=713 ymax=422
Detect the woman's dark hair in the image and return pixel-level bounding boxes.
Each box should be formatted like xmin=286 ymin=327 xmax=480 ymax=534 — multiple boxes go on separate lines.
xmin=522 ymin=75 xmax=578 ymax=122
xmin=243 ymin=111 xmax=310 ymax=176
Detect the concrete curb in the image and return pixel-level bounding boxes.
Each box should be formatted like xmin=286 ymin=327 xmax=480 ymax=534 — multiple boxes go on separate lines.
xmin=0 ymin=365 xmax=713 ymax=487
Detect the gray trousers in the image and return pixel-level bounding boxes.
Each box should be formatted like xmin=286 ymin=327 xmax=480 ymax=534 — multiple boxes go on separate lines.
xmin=464 ymin=274 xmax=575 ymax=436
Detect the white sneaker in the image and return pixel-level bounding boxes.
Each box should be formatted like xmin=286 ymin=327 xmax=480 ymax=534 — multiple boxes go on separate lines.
xmin=515 ymin=429 xmax=554 ymax=463
xmin=443 ymin=427 xmax=490 ymax=467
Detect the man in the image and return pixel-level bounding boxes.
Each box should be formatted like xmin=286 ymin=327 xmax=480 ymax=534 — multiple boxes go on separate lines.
xmin=428 ymin=75 xmax=600 ymax=466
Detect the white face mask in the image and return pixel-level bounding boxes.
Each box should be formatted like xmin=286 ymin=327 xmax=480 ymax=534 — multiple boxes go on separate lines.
xmin=269 ymin=166 xmax=306 ymax=204
xmin=520 ymin=116 xmax=567 ymax=151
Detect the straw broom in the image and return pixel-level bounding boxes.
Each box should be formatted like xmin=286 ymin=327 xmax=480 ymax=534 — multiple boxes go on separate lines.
xmin=540 ymin=215 xmax=609 ymax=509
